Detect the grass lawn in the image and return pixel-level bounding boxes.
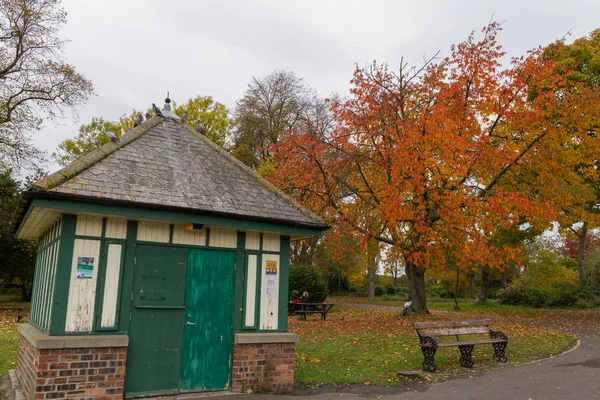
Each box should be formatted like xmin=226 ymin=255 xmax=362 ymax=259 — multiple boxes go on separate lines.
xmin=0 ymin=322 xmax=20 ymax=377
xmin=290 ymin=306 xmax=577 ymax=387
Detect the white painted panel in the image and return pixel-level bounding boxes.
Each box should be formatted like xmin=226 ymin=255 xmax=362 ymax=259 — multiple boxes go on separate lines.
xmin=65 ymin=239 xmax=101 ymax=332
xmin=75 ymin=215 xmax=103 ymax=237
xmin=259 ymin=254 xmax=280 ymax=330
xmin=209 ymin=228 xmax=237 ymax=248
xmin=100 ymin=244 xmax=123 ymax=328
xmin=137 ymin=221 xmax=170 ymax=243
xmin=263 ymin=233 xmax=281 ymax=252
xmin=172 ymin=225 xmax=206 ymax=246
xmin=245 ymin=232 xmax=260 ymax=250
xmin=105 ymin=218 xmax=127 ymax=239
xmin=244 ymin=255 xmax=258 ymax=327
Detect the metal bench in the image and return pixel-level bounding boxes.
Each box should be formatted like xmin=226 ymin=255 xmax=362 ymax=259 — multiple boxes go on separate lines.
xmin=414 ymin=319 xmax=508 ymax=372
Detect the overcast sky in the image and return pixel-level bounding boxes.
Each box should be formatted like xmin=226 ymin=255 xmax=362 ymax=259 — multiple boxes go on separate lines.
xmin=36 ymin=0 xmax=600 ymax=168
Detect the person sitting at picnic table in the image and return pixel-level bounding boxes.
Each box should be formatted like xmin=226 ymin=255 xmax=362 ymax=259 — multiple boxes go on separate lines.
xmin=301 ymin=291 xmax=309 ymax=303
xmin=289 ymin=290 xmax=301 ymax=304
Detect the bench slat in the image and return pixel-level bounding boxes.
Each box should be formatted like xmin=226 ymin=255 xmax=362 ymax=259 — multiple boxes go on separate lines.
xmin=414 ymin=319 xmax=491 ymax=329
xmin=437 ymin=338 xmax=507 ymax=347
xmin=418 ymin=327 xmax=490 ymax=337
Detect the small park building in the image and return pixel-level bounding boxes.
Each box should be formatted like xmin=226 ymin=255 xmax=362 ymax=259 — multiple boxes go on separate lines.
xmin=10 ymin=102 xmax=327 ymax=399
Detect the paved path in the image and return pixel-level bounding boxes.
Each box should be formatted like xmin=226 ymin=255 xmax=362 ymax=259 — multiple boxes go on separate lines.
xmin=210 ymin=304 xmax=600 ymax=400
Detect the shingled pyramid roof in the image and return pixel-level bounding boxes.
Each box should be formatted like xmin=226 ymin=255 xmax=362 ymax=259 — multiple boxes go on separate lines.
xmin=17 ymin=116 xmax=327 ymax=231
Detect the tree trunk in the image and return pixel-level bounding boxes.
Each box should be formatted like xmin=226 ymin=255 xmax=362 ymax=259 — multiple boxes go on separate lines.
xmin=501 ymin=269 xmax=508 ymax=288
xmin=479 ymin=265 xmax=490 ymax=304
xmin=470 ymin=275 xmax=476 ymax=299
xmin=406 ymin=261 xmax=428 ymax=314
xmin=577 ymin=222 xmax=588 ymax=286
xmin=366 ymin=238 xmax=379 ymax=300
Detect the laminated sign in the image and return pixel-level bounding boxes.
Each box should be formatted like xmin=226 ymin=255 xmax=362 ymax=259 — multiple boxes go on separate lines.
xmin=265 ymin=260 xmax=278 ymax=297
xmin=266 ymin=260 xmax=278 ymax=275
xmin=76 ymin=257 xmax=94 ymax=279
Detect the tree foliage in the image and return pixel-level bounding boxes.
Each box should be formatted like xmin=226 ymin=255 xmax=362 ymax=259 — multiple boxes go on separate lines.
xmin=542 ymin=29 xmax=600 ymax=285
xmin=53 ymin=95 xmax=231 ymax=166
xmin=0 ymin=168 xmax=36 ymax=300
xmin=267 ymin=23 xmax=600 ymax=313
xmin=0 ymin=0 xmax=93 ymax=167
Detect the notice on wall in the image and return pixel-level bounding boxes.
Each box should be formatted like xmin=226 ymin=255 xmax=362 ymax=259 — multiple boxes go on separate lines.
xmin=266 ymin=260 xmax=278 ymax=275
xmin=265 ymin=276 xmax=277 ymax=297
xmin=76 ymin=257 xmax=94 ymax=279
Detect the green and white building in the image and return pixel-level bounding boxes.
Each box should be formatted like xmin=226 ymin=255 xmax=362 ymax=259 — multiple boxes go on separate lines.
xmin=11 ymin=101 xmax=327 ymax=399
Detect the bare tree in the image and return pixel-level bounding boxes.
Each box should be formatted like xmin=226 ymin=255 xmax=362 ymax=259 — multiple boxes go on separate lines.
xmin=231 ymin=69 xmax=310 ymax=168
xmin=0 ymin=0 xmax=94 ymax=167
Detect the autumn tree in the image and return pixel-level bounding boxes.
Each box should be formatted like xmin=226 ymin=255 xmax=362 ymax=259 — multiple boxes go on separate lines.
xmin=1 ymin=0 xmax=93 ymax=167
xmin=53 ymin=95 xmax=231 ymax=165
xmin=231 ymin=69 xmax=312 ymax=168
xmin=542 ymin=29 xmax=600 ymax=285
xmin=267 ymin=23 xmax=600 ymax=313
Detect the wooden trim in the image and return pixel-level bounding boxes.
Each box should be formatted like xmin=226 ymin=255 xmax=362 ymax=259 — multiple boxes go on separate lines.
xmin=49 ymin=214 xmax=77 ymax=335
xmin=278 ymin=235 xmax=290 ymax=332
xmin=233 ymin=231 xmax=245 ymax=333
xmin=26 ymin=198 xmax=325 ymax=237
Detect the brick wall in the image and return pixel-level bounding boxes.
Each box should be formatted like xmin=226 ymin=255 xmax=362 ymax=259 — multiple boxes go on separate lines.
xmin=231 ymin=342 xmax=295 ymax=393
xmin=16 ymin=333 xmax=126 ymax=400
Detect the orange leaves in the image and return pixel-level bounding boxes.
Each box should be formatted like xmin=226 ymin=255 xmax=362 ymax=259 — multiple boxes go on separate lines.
xmin=268 ymin=23 xmax=600 ymax=296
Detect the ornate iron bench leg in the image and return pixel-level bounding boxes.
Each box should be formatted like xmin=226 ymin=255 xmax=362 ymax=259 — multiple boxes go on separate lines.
xmin=459 ymin=345 xmax=474 ymax=368
xmin=421 ymin=346 xmax=437 ymax=372
xmin=490 ymin=330 xmax=508 ymax=362
xmin=492 ymin=342 xmax=508 ymax=362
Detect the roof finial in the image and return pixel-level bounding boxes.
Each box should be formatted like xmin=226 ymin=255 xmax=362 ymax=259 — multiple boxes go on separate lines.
xmin=161 ymin=91 xmax=180 ymax=120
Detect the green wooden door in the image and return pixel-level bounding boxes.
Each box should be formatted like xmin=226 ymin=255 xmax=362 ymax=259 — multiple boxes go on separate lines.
xmin=180 ymin=249 xmax=236 ymax=392
xmin=125 ymin=245 xmax=188 ymax=398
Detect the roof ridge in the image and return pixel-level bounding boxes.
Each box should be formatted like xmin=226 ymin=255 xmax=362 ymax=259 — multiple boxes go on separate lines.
xmin=175 ymin=119 xmax=327 ymax=227
xmin=33 ymin=117 xmax=165 ymax=191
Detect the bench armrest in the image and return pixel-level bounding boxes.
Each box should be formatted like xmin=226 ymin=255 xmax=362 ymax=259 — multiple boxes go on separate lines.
xmin=418 ymin=334 xmax=438 ymax=348
xmin=489 ymin=330 xmax=508 ymax=341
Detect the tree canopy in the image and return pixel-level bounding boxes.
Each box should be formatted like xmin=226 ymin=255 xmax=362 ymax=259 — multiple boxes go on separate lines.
xmin=266 ymin=23 xmax=600 ymax=313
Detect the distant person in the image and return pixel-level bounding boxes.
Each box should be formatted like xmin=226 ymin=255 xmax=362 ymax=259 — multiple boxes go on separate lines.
xmin=289 ymin=290 xmax=300 ymax=304
xmin=301 ymin=291 xmax=309 ymax=303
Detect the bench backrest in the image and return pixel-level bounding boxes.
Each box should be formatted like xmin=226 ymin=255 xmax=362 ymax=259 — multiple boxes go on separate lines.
xmin=414 ymin=319 xmax=491 ymax=337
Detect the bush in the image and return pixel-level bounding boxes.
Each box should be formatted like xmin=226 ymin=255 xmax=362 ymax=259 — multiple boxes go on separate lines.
xmin=386 ymin=286 xmax=396 ymax=295
xmin=289 ymin=264 xmax=328 ymax=303
xmin=497 ymin=283 xmax=598 ymax=308
xmin=374 ymin=286 xmax=385 ymax=296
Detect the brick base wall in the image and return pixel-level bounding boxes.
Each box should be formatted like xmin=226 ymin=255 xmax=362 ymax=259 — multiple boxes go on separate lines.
xmin=16 ymin=332 xmax=126 ymax=400
xmin=231 ymin=342 xmax=295 ymax=393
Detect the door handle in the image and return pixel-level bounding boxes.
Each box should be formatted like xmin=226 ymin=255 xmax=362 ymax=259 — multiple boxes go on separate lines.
xmin=186 ymin=322 xmax=196 ymax=326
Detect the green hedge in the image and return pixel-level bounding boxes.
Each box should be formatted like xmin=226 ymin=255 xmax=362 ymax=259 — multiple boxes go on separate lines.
xmin=289 ymin=264 xmax=328 ymax=303
xmin=497 ymin=284 xmax=600 ymax=308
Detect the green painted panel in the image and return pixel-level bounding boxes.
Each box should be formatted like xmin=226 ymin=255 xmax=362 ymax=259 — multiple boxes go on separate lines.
xmin=49 ymin=214 xmax=76 ymax=335
xmin=180 ymin=249 xmax=235 ymax=392
xmin=278 ymin=235 xmax=291 ymax=331
xmin=125 ymin=245 xmax=188 ymax=397
xmin=233 ymin=231 xmax=245 ymax=332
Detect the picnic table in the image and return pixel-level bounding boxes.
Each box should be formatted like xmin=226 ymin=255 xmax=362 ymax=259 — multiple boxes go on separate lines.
xmin=295 ymin=303 xmax=335 ymax=321
xmin=1 ymin=306 xmax=29 ymax=322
